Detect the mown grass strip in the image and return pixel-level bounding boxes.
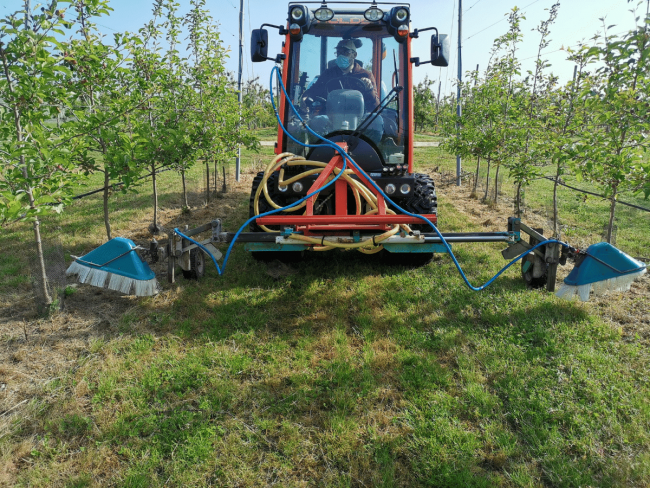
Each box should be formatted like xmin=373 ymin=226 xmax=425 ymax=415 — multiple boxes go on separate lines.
xmin=1 ymin=137 xmax=649 ymax=487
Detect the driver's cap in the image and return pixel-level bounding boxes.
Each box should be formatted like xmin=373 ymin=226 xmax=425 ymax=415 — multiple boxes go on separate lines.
xmin=337 ymin=39 xmax=359 ymax=53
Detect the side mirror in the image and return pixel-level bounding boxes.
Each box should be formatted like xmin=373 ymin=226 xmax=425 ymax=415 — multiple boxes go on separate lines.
xmin=251 ymin=29 xmax=268 ymax=63
xmin=431 ymin=33 xmax=450 ymax=67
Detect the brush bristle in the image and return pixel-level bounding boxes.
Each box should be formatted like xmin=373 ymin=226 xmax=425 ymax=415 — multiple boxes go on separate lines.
xmin=88 ymin=268 xmax=108 ymax=288
xmin=67 ymin=261 xmax=159 ymax=297
xmin=66 ymin=261 xmax=90 ymax=282
xmin=108 ymin=273 xmax=134 ymax=294
xmin=134 ymin=279 xmax=159 ymax=297
xmin=556 ymin=268 xmax=646 ymax=302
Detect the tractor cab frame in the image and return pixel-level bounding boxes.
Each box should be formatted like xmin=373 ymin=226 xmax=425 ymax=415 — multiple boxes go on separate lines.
xmin=248 ymin=3 xmax=451 ymax=248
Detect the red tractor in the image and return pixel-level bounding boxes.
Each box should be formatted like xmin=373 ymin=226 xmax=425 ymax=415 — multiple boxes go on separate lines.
xmin=246 ymin=2 xmax=451 ymax=262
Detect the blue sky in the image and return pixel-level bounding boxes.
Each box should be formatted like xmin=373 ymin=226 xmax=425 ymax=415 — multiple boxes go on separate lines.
xmin=3 ymin=0 xmax=643 ymax=95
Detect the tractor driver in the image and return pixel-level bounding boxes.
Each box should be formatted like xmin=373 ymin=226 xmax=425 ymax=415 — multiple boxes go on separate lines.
xmin=302 ymin=39 xmax=380 ymax=112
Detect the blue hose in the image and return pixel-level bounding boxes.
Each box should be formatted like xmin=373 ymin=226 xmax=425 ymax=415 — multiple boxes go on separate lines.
xmin=173 ymin=69 xmax=361 ymax=275
xmin=267 ymin=66 xmax=569 ymax=291
xmin=173 ymin=228 xmax=223 ymax=275
xmin=174 ymin=66 xmax=568 ymax=291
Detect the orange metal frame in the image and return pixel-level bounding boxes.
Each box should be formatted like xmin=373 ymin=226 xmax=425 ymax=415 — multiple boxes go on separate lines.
xmin=257 ymin=143 xmax=437 ymax=233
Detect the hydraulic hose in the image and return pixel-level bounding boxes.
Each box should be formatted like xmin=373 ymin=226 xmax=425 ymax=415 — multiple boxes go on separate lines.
xmin=267 ymin=65 xmax=572 ymax=291
xmin=252 ymin=151 xmax=410 ymax=238
xmin=173 ymin=68 xmax=364 ymax=275
xmin=174 ymin=65 xmax=571 ymax=291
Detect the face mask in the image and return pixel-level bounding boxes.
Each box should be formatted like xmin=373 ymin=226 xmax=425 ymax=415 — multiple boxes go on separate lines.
xmin=336 ymin=55 xmax=351 ymax=70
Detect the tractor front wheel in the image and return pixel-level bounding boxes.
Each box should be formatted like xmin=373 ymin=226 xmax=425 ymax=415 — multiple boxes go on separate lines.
xmin=384 ymin=173 xmax=437 ymax=266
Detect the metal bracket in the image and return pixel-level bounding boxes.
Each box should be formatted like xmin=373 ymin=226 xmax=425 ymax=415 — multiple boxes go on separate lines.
xmin=507 ymin=231 xmax=520 ymax=243
xmin=501 ymin=241 xmax=532 ymax=260
xmin=545 ymin=242 xmax=561 ymax=292
xmin=211 ymin=219 xmax=222 ymax=242
xmin=519 ymin=223 xmax=546 ymax=244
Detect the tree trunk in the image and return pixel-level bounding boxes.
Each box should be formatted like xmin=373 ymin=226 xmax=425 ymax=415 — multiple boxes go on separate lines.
xmin=206 ymin=162 xmax=210 ymax=203
xmin=214 ymin=158 xmax=218 ymax=191
xmin=181 ymin=169 xmax=188 ymax=208
xmin=516 ymin=182 xmax=522 ymax=218
xmin=151 ymin=162 xmax=159 ymax=232
xmin=103 ymin=171 xmax=112 ymax=240
xmin=222 ymin=165 xmax=227 ymax=193
xmin=484 ymin=156 xmax=491 ymax=202
xmin=552 ymin=169 xmax=560 ymax=237
xmin=606 ymin=186 xmax=617 ymax=244
xmin=32 ymin=218 xmax=52 ymax=309
xmin=493 ymin=165 xmax=500 ymax=204
xmin=1 ymin=47 xmax=51 ymax=307
xmin=473 ymin=156 xmax=481 ymax=194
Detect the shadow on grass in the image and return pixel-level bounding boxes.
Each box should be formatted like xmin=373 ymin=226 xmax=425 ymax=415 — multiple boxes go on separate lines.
xmin=101 ymin=246 xmax=601 ymax=485
xmin=8 ymin=209 xmax=648 ymax=487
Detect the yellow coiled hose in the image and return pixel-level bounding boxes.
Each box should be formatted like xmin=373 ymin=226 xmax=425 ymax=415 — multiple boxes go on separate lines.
xmin=252 ymin=152 xmax=411 ymax=253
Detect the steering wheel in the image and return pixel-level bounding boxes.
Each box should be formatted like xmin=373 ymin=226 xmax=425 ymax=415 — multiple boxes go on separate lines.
xmin=325 ymin=76 xmax=368 ymax=94
xmin=303 ymin=95 xmax=327 ymax=107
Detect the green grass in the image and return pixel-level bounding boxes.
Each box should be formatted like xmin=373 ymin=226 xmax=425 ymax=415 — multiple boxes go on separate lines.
xmin=413 ymin=132 xmax=443 ymax=142
xmin=253 ymin=127 xmax=278 ymax=140
xmin=1 ymin=143 xmax=649 ymax=486
xmin=432 ymin=149 xmax=650 ymax=257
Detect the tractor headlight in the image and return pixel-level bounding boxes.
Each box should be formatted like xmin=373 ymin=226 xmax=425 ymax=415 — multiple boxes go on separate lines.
xmin=291 ymin=7 xmax=304 ymax=21
xmin=287 ymin=5 xmax=311 ymax=40
xmin=385 ymin=183 xmax=396 ymax=195
xmin=314 ymin=7 xmax=333 ymax=21
xmin=400 ymin=184 xmax=411 ymax=194
xmin=364 ymin=6 xmax=383 ymax=21
xmin=394 ymin=8 xmax=408 ymax=22
xmin=292 ymin=182 xmax=304 ymax=193
xmin=387 ymin=6 xmax=410 ymax=43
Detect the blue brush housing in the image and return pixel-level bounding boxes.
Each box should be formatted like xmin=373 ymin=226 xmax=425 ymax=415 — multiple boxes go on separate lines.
xmin=66 ymin=237 xmax=158 ymax=296
xmin=77 ymin=237 xmax=155 ymax=281
xmin=564 ymin=242 xmax=645 ymax=286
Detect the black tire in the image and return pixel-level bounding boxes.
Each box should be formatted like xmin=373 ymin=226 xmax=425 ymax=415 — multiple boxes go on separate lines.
xmin=403 ymin=173 xmax=437 ymax=231
xmin=249 ymin=171 xmax=276 ymax=232
xmin=521 ymin=253 xmax=548 ymax=289
xmin=383 ymin=173 xmax=437 ymax=266
xmin=249 ymin=171 xmax=303 ymax=263
xmin=520 ymin=230 xmax=548 ymax=288
xmin=182 ymin=248 xmax=205 ymax=280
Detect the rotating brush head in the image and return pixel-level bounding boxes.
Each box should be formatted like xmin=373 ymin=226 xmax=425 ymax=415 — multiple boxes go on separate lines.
xmin=66 ymin=237 xmax=159 ymax=297
xmin=556 ymin=242 xmax=646 ymax=302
